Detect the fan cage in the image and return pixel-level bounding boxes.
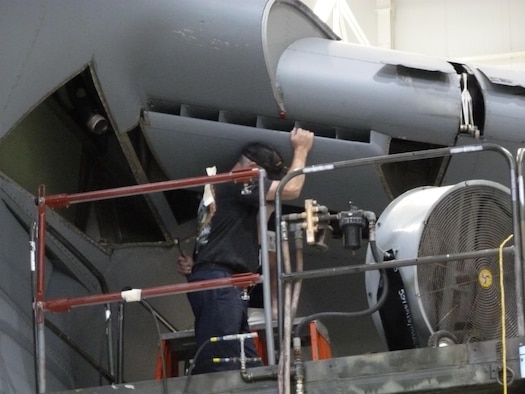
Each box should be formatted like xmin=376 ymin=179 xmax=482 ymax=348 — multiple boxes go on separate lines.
xmin=416 ymin=183 xmax=516 ymax=343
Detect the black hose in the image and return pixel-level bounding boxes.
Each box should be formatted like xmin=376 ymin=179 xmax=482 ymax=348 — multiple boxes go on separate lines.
xmin=294 ymin=242 xmax=390 ymax=339
xmin=183 ymin=338 xmax=211 ymax=394
xmin=141 ymin=301 xmax=169 ymax=394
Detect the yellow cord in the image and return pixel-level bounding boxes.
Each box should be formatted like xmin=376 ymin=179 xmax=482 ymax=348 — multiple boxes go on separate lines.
xmin=499 ymin=234 xmax=513 ymax=394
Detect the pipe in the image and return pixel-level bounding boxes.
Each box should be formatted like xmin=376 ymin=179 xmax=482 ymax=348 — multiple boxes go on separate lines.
xmin=290 ymin=228 xmax=304 ymax=394
xmin=257 ymin=169 xmax=276 ymax=365
xmin=278 ymin=222 xmax=292 ymax=394
xmin=35 ymin=185 xmax=47 ymax=393
xmin=515 ymin=147 xmax=525 ymax=337
xmin=290 ymin=226 xmax=304 ymax=320
xmin=240 ymin=365 xmax=279 ymax=382
xmin=36 ymin=185 xmax=47 ymax=305
xmin=293 ymin=336 xmax=304 ymax=394
xmin=280 ymin=224 xmax=305 ymax=394
xmin=274 ymin=215 xmax=308 ymax=394
xmin=282 ymin=247 xmax=514 ymax=282
xmin=44 ymin=273 xmax=261 ymax=312
xmin=36 ymin=306 xmax=46 ymax=394
xmin=42 ymin=169 xmax=260 ymax=208
xmin=116 ymin=301 xmax=125 ymax=384
xmin=105 ymin=304 xmax=115 ymax=381
xmin=30 ymin=223 xmax=39 ymax=394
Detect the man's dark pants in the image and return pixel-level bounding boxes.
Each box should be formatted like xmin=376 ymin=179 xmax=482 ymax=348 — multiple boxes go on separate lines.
xmin=187 ymin=269 xmax=261 ymax=374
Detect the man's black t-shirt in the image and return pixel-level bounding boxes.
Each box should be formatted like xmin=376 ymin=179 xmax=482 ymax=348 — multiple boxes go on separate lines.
xmin=193 ymin=178 xmax=272 ymax=273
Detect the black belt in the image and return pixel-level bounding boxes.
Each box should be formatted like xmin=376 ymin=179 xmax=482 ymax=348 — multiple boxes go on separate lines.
xmin=192 ymin=262 xmax=237 ymax=275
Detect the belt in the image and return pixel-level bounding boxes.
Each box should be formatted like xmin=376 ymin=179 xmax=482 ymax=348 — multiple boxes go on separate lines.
xmin=192 ymin=262 xmax=236 ymax=275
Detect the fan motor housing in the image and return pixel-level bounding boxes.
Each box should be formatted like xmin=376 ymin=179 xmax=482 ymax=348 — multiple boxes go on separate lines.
xmin=365 ymin=180 xmax=515 ymax=350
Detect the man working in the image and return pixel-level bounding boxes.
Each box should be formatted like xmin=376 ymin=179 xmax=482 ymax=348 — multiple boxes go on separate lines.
xmin=177 ymin=127 xmax=314 ymax=374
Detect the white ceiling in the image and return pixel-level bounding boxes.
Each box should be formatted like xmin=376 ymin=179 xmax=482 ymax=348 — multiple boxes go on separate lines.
xmin=302 ymin=0 xmax=525 ymax=71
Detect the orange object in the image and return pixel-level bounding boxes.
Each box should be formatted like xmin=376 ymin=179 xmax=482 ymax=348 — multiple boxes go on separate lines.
xmin=154 ymin=340 xmax=173 ymax=379
xmin=309 ymin=320 xmax=332 ymax=361
xmin=252 ymin=331 xmax=268 ymax=365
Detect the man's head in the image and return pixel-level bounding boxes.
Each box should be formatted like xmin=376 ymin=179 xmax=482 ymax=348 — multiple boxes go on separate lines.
xmin=241 ymin=142 xmax=287 ymax=180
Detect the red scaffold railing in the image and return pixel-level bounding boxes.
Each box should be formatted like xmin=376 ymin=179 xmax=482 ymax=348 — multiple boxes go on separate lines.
xmin=33 ymin=168 xmax=265 ymax=393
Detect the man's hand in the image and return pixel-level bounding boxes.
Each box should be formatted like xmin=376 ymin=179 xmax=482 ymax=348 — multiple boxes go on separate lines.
xmin=177 ymin=254 xmax=193 ymax=276
xmin=266 ymin=127 xmax=314 ymax=201
xmin=290 ymin=127 xmax=314 ymax=154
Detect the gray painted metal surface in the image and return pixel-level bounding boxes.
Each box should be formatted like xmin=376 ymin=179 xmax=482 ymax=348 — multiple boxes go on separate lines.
xmin=50 ymin=338 xmax=525 ymax=393
xmin=2 ymin=0 xmax=525 ymax=393
xmin=142 ymin=111 xmax=390 ymax=211
xmin=277 ymin=37 xmax=461 ymax=146
xmin=0 ymin=0 xmax=332 ymax=137
xmin=473 ymin=66 xmax=525 ymax=144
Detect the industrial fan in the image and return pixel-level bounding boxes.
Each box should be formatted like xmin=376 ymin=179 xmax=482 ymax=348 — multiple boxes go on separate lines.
xmin=365 ymin=180 xmax=517 ymax=350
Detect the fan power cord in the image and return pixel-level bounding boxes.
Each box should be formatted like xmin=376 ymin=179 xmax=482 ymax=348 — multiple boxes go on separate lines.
xmin=499 ymin=233 xmax=513 ymax=393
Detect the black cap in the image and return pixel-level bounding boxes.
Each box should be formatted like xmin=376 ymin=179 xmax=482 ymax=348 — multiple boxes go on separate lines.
xmin=241 ymin=142 xmax=287 ymax=180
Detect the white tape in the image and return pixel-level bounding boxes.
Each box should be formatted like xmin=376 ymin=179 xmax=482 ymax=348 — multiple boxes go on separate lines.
xmin=450 ymin=145 xmax=483 ymax=154
xmin=267 ymin=231 xmax=276 ymax=252
xmin=121 ymin=288 xmax=142 ymax=302
xmin=203 ymin=166 xmax=217 ymax=207
xmin=303 ymin=164 xmax=334 ymax=173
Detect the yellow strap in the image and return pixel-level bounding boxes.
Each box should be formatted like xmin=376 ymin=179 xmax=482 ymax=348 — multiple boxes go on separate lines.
xmin=499 ymin=234 xmax=513 ymax=394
